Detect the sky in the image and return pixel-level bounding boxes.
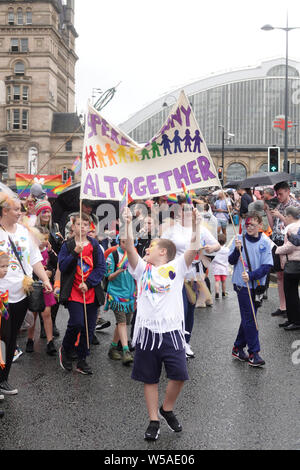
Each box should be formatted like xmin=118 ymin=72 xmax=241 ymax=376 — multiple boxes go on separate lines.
xmin=74 ymin=0 xmax=300 ymax=127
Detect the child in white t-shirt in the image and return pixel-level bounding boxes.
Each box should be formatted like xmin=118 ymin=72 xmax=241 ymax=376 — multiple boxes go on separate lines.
xmin=123 ymin=206 xmax=201 ymax=442
xmin=210 ymin=233 xmax=229 ymax=299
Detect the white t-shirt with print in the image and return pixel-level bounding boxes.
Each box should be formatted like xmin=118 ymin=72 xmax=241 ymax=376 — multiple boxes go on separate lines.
xmin=0 ymin=224 xmax=42 ymax=303
xmin=161 ymin=222 xmax=218 ymax=278
xmin=128 ymin=254 xmax=189 ymax=348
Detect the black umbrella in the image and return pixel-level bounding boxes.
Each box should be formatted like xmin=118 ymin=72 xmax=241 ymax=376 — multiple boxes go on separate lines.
xmin=52 ymin=182 xmax=120 ymax=229
xmin=224 ymin=179 xmax=243 ymax=189
xmin=56 ymin=182 xmax=81 ymax=211
xmin=239 ymin=172 xmax=291 ymax=189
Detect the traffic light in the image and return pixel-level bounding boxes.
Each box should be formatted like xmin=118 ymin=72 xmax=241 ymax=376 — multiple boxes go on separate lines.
xmin=268 ymin=147 xmax=280 ymax=172
xmin=68 ymin=169 xmax=75 ymax=183
xmin=61 ymin=167 xmax=68 ymax=183
xmin=217 ymin=167 xmax=223 ymax=181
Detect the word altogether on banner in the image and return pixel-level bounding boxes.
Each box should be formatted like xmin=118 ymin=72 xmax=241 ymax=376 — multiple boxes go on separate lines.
xmin=80 ymin=90 xmax=220 ymax=201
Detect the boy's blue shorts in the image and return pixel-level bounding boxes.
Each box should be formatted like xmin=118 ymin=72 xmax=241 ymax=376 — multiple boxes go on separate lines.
xmin=131 ymin=329 xmax=189 ymax=384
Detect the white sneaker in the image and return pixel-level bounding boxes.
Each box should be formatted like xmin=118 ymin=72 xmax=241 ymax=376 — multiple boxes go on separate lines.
xmin=0 ymin=394 xmax=4 ymax=401
xmin=185 ymin=343 xmax=195 ymax=358
xmin=13 ymin=346 xmax=23 ymax=363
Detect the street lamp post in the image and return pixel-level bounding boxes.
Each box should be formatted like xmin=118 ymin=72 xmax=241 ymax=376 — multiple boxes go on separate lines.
xmin=261 ymin=17 xmax=300 ymax=173
xmin=219 ymin=125 xmax=234 ymax=186
xmin=293 ymin=123 xmax=298 ymax=180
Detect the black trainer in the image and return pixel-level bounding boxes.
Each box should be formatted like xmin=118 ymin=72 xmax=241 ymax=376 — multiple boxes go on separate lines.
xmin=76 ymin=359 xmax=93 ymax=375
xmin=271 ymin=309 xmax=286 ymax=317
xmin=53 ymin=324 xmax=60 ymax=337
xmin=46 ymin=340 xmax=57 ymax=356
xmin=158 ymin=406 xmax=182 ymax=432
xmin=25 ymin=338 xmax=34 ymax=353
xmin=95 ymin=318 xmax=111 ymax=331
xmin=279 ymin=320 xmax=291 ymax=328
xmin=59 ymin=346 xmax=72 ymax=372
xmin=144 ymin=420 xmax=160 ymax=441
xmin=0 ymin=380 xmax=18 ymax=395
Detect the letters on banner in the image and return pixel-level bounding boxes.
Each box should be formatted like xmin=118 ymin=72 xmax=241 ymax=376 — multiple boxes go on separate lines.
xmin=80 ymin=90 xmax=220 ymax=201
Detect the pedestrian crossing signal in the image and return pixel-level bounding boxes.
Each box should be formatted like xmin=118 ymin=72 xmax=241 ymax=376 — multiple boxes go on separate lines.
xmin=268 ymin=147 xmax=280 ymax=172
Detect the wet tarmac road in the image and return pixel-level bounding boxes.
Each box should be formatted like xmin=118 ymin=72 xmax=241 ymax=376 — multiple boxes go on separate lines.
xmin=1 ymin=276 xmax=299 ymax=451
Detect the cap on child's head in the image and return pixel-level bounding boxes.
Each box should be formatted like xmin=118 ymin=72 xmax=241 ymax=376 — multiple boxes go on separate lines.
xmin=30 ymin=183 xmax=47 ymax=200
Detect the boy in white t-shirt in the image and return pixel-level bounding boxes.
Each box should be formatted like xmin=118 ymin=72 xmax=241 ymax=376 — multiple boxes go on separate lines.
xmin=123 ymin=206 xmax=201 ymax=441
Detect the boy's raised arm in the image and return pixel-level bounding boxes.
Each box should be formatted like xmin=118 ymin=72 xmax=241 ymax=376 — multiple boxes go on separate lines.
xmin=184 ymin=208 xmax=202 ymax=268
xmin=122 ymin=207 xmax=139 ymax=271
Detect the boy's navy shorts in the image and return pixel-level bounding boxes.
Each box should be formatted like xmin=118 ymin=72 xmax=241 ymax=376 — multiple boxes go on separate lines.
xmin=131 ymin=329 xmax=189 ymax=384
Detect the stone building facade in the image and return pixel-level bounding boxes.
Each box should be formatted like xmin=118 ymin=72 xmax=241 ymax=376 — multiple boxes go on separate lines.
xmin=0 ymin=0 xmax=83 ymax=185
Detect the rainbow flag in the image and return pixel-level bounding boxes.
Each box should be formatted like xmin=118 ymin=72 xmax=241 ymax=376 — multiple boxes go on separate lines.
xmin=71 ymin=156 xmax=81 ymax=174
xmin=181 ymin=182 xmax=192 ymax=204
xmin=167 ymin=193 xmax=178 ymax=204
xmin=52 ymin=176 xmax=72 ymax=195
xmin=117 ymin=252 xmax=128 ymax=270
xmin=16 ymin=174 xmax=63 ymax=198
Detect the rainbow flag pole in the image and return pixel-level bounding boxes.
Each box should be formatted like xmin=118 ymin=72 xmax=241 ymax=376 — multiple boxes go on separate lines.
xmin=181 ymin=182 xmax=192 ymax=204
xmin=120 ymin=183 xmax=133 ymax=213
xmin=120 ymin=183 xmax=128 ymax=214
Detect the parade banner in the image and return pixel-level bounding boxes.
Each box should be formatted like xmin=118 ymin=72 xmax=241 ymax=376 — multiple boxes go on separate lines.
xmin=80 ymin=90 xmax=220 ymax=201
xmin=16 ymin=174 xmax=62 ymax=198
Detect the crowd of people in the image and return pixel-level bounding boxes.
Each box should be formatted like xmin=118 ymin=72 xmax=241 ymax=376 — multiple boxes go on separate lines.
xmin=0 ymin=181 xmax=299 ymax=439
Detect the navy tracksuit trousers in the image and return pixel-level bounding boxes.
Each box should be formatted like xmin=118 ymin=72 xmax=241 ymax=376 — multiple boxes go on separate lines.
xmin=234 ymin=286 xmax=260 ymax=353
xmin=62 ymin=301 xmax=98 ymax=360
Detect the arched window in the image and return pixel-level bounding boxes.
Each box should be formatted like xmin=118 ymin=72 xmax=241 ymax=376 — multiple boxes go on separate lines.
xmin=291 ymin=163 xmax=300 ymax=176
xmin=28 ymin=147 xmax=38 ymax=174
xmin=14 ymin=61 xmax=25 ymax=76
xmin=267 ymin=65 xmax=299 ymax=77
xmin=17 ymin=8 xmax=23 ymax=25
xmin=8 ymin=8 xmax=14 ymax=25
xmin=259 ymin=163 xmax=268 ymax=173
xmin=26 ymin=9 xmax=32 ymax=25
xmin=226 ymin=162 xmax=247 ymax=181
